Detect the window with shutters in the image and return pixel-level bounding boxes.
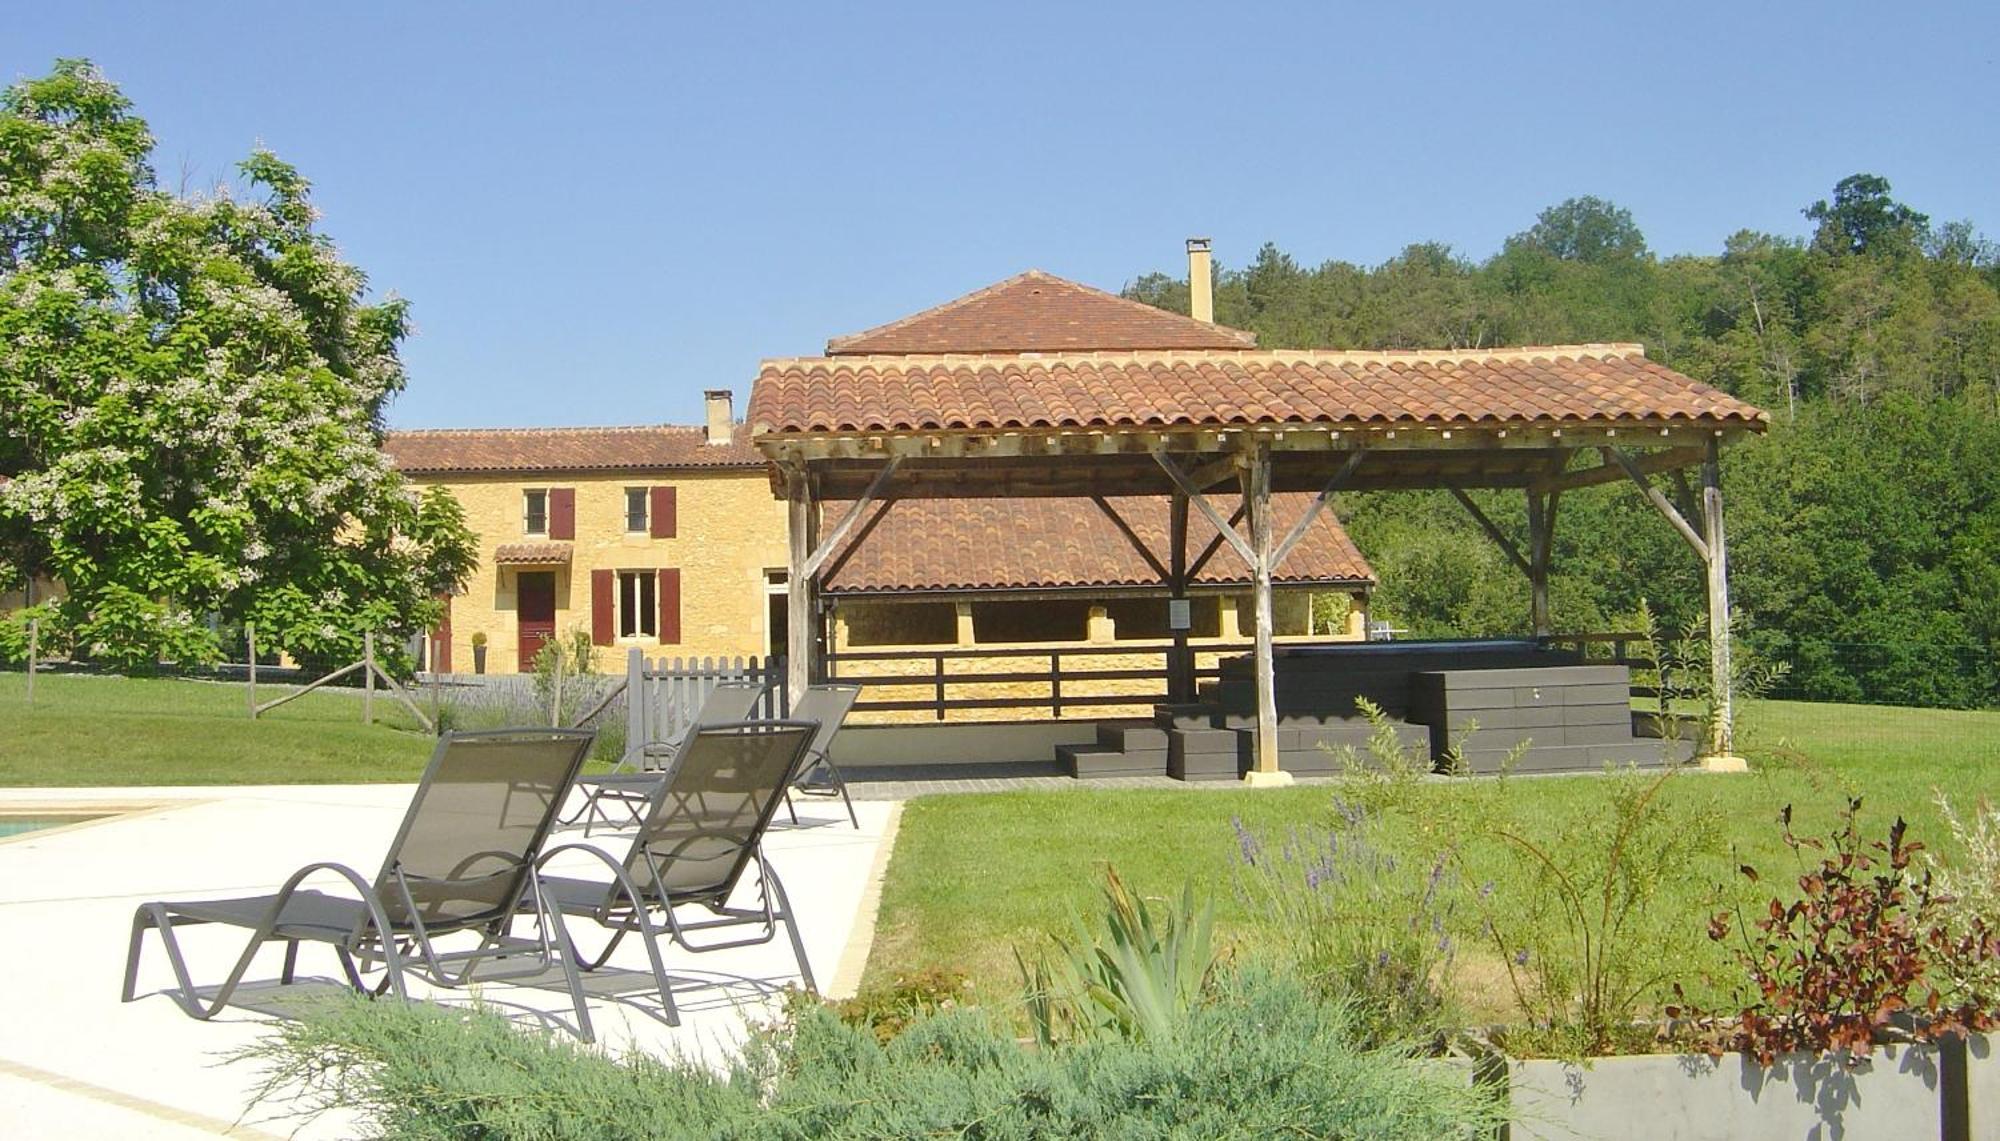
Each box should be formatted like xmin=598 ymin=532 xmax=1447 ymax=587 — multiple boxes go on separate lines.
xmin=523 ymin=489 xmax=548 ymax=535
xmin=624 ymin=488 xmax=648 ymax=533
xmin=617 ymin=570 xmax=657 ymax=638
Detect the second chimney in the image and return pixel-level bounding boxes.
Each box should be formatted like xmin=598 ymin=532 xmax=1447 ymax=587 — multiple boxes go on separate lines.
xmin=703 ymin=389 xmax=734 ymax=446
xmin=1186 ymin=237 xmax=1214 ymax=324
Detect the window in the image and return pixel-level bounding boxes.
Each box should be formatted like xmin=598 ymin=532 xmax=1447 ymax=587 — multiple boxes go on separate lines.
xmin=523 ymin=489 xmax=548 ymax=535
xmin=618 ymin=570 xmax=657 ymax=638
xmin=624 ymin=487 xmax=649 ymax=533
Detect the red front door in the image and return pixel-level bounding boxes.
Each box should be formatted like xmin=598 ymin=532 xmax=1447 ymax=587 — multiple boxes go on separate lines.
xmin=517 ymin=572 xmax=556 ymax=671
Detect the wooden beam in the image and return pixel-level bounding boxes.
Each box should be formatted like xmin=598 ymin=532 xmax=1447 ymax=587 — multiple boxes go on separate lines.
xmin=814 ymin=498 xmax=895 ymax=587
xmin=1240 ymin=442 xmax=1282 ymax=779
xmin=1669 ymin=468 xmax=1700 ymax=523
xmin=1089 ymin=495 xmax=1170 ymax=582
xmin=1526 ymin=489 xmax=1560 ymax=636
xmin=1605 ymin=446 xmax=1709 ymax=561
xmin=1185 ymin=505 xmax=1247 ymax=580
xmin=1269 ymin=450 xmax=1366 ymax=572
xmin=1181 ymin=454 xmax=1239 ymax=494
xmin=1169 ymin=492 xmax=1191 ymax=703
xmin=1534 ymin=446 xmax=1706 ymax=493
xmin=785 ymin=464 xmax=814 ymax=705
xmin=1449 ymin=488 xmax=1532 ymax=578
xmin=1702 ymin=437 xmax=1734 ymax=758
xmin=1154 ymin=450 xmax=1256 ymax=568
xmin=802 ymin=456 xmax=902 ymax=578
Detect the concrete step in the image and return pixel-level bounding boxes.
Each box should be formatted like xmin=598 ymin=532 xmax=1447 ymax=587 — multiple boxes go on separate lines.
xmin=1058 ymin=744 xmax=1168 ymax=779
xmin=1153 ymin=703 xmax=1219 ymax=730
xmin=1169 ymin=747 xmax=1242 ymax=782
xmin=1458 ymin=740 xmax=1672 ymax=775
xmin=1097 ymin=721 xmax=1169 ymax=751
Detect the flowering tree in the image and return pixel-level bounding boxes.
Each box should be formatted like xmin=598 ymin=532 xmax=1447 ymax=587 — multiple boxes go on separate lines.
xmin=0 ymin=60 xmax=475 ymax=671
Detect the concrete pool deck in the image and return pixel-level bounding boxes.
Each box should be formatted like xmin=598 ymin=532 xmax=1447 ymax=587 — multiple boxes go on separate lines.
xmin=0 ymin=783 xmax=901 ymax=1138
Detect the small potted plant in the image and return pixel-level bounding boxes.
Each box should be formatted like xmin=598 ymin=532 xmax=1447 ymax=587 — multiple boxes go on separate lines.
xmin=470 ymin=631 xmax=488 ymax=675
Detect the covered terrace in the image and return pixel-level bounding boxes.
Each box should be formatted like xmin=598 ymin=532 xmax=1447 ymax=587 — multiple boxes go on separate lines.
xmin=747 ymin=313 xmax=1768 ymax=785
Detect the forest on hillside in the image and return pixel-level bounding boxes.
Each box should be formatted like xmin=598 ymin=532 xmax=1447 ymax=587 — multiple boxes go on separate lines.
xmin=1127 ymin=176 xmax=2000 ymax=708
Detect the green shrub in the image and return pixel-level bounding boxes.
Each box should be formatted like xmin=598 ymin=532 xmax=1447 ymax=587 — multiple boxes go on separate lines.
xmin=1330 ymin=694 xmax=1723 ymax=1058
xmin=825 ymin=967 xmax=970 ymax=1044
xmin=249 ymin=969 xmax=1509 ymax=1139
xmin=1015 ymin=865 xmax=1217 ymax=1047
xmin=1231 ymin=804 xmax=1462 ymax=1050
xmin=1928 ymin=793 xmax=2000 ymax=1006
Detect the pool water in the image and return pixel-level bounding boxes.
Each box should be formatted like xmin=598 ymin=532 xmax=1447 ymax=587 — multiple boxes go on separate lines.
xmin=0 ymin=815 xmax=104 ymax=838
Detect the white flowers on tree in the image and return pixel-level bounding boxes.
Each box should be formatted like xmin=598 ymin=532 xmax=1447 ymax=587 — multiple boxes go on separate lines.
xmin=0 ymin=60 xmax=476 ymax=671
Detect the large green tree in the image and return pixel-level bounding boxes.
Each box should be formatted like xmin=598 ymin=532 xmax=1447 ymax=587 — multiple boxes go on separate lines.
xmin=1128 ymin=176 xmax=2000 ymax=707
xmin=0 ymin=60 xmax=474 ymax=671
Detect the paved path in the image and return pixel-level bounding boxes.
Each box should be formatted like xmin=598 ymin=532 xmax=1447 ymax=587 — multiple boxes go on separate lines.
xmin=0 ymin=785 xmax=899 ymax=1138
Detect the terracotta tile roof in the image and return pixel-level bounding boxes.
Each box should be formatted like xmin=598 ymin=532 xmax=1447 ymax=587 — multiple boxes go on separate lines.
xmin=749 ymin=344 xmax=1768 ymax=436
xmin=492 ymin=541 xmax=572 ymax=565
xmin=820 ymin=494 xmax=1373 ymax=595
xmin=383 ymin=424 xmax=766 ymax=475
xmin=825 ymin=270 xmax=1257 ymax=355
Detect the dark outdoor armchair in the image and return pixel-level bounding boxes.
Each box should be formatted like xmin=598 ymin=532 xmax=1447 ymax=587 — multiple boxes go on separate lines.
xmin=783 ymin=683 xmax=863 ymax=828
xmin=122 ymin=728 xmax=598 ymax=1037
xmin=562 ymin=679 xmax=767 ymax=835
xmin=536 ymin=720 xmax=819 ymax=1029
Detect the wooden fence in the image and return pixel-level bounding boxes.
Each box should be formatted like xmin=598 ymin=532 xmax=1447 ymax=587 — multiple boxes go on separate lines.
xmin=621 ymin=649 xmax=786 ymax=763
xmin=822 ymin=642 xmax=1255 ymax=721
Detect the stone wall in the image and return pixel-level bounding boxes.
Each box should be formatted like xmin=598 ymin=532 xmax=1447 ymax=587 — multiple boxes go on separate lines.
xmin=413 ymin=469 xmax=789 ymax=673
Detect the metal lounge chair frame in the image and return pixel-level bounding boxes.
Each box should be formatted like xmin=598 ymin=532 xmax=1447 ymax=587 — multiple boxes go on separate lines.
xmin=536 ymin=719 xmax=819 ymax=1026
xmin=562 ymin=679 xmax=768 ymax=835
xmin=782 ymin=683 xmax=863 ymax=828
xmin=122 ymin=728 xmax=600 ymax=1037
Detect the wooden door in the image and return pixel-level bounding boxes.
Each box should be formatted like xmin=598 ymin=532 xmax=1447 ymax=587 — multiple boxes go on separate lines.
xmin=517 ymin=572 xmax=556 ymax=671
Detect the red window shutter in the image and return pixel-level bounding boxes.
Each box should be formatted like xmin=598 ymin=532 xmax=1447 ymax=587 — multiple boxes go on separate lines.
xmin=590 ymin=569 xmax=614 ymax=645
xmin=650 ymin=486 xmax=677 ymax=539
xmin=657 ymin=568 xmax=681 ymax=645
xmin=549 ymin=488 xmax=576 ymax=540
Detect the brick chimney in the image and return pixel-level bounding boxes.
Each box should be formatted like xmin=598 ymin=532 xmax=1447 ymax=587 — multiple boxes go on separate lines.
xmin=1186 ymin=237 xmax=1213 ymax=323
xmin=703 ymin=389 xmax=734 ymax=445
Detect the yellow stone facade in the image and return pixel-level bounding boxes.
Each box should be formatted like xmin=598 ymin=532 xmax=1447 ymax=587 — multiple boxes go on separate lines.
xmin=410 ymin=470 xmax=788 ymax=674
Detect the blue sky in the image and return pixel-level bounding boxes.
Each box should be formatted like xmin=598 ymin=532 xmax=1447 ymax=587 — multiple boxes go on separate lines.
xmin=12 ymin=2 xmax=1998 ymax=429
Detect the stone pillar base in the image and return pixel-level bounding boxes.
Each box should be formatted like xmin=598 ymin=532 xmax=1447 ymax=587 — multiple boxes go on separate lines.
xmin=1241 ymin=769 xmax=1296 ymax=788
xmin=1697 ymin=754 xmax=1749 ymax=773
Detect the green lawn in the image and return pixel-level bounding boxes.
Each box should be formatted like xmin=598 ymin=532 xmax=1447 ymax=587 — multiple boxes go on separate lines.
xmin=0 ymin=671 xmax=437 ymax=785
xmin=865 ymin=698 xmax=2000 ymax=1017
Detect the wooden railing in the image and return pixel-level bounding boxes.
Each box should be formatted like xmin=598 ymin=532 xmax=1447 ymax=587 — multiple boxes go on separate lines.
xmin=822 ymin=641 xmax=1255 ymax=721
xmin=1542 ymin=631 xmax=1684 ymax=709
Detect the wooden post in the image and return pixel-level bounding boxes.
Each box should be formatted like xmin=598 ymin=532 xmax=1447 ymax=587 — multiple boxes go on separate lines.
xmin=362 ymin=631 xmax=375 ymax=726
xmin=1168 ymin=491 xmax=1191 ymax=703
xmin=23 ymin=618 xmax=35 ymax=705
xmin=1526 ymin=490 xmax=1559 ymax=637
xmin=1239 ymin=442 xmax=1287 ymax=785
xmin=625 ymin=648 xmax=646 ymax=762
xmin=784 ymin=464 xmax=815 ymax=705
xmin=1701 ymin=438 xmax=1737 ymax=763
xmin=246 ymin=624 xmax=257 ymax=718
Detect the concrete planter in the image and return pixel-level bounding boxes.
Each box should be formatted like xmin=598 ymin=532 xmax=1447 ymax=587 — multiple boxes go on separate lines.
xmin=1505 ymin=1037 xmax=1993 ymax=1140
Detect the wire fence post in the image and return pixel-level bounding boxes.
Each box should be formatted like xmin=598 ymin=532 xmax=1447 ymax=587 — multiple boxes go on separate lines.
xmin=24 ymin=618 xmax=36 ymax=706
xmin=245 ymin=623 xmax=257 ymax=719
xmin=362 ymin=630 xmax=375 ymax=726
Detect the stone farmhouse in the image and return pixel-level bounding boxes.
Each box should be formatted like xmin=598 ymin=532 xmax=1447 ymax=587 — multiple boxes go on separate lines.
xmin=384 ymin=262 xmax=1376 ymax=680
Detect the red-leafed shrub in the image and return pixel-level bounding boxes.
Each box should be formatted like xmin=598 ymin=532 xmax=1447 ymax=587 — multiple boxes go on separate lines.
xmin=1668 ymin=799 xmax=2000 ymax=1063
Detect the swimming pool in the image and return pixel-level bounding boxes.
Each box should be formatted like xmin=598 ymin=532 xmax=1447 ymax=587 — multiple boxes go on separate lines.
xmin=0 ymin=814 xmax=109 ymax=839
